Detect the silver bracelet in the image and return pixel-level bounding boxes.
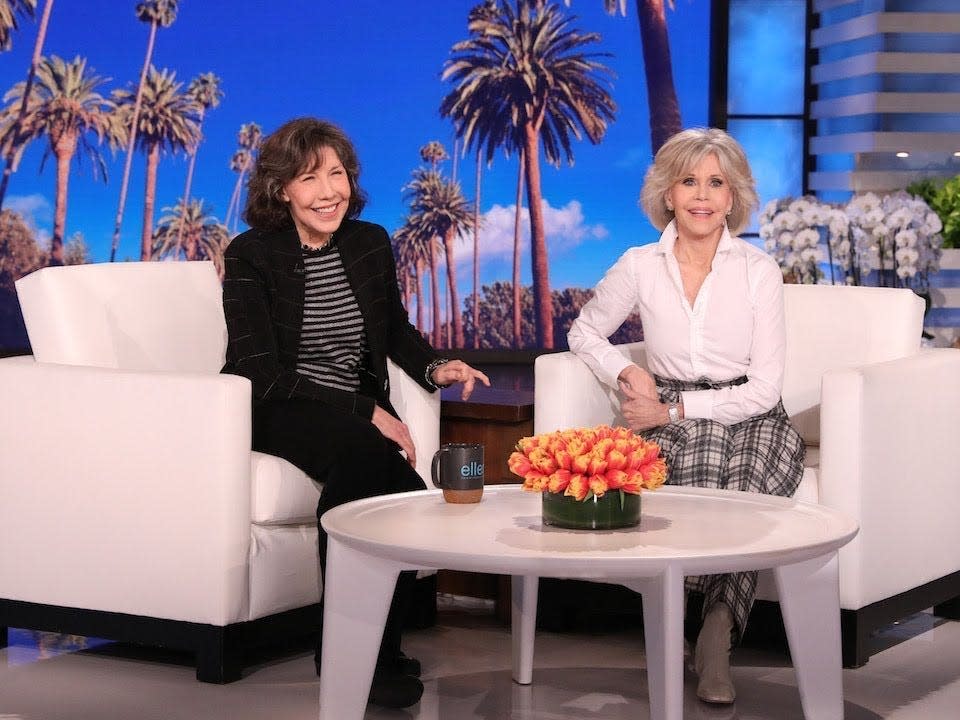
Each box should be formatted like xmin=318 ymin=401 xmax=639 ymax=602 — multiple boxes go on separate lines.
xmin=425 ymin=357 xmax=451 ymax=389
xmin=667 ymin=402 xmax=680 ymax=423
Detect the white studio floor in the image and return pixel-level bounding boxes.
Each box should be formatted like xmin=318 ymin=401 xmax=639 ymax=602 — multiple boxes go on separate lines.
xmin=2 ymin=597 xmax=959 ymax=720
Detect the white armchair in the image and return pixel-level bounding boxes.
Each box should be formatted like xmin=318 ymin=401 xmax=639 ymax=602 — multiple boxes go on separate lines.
xmin=0 ymin=260 xmax=440 ymax=682
xmin=534 ymin=283 xmax=960 ymax=667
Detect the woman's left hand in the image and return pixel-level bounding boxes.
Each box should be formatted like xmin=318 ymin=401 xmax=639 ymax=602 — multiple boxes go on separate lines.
xmin=620 ymin=394 xmax=669 ymax=433
xmin=431 ymin=360 xmax=491 ymax=400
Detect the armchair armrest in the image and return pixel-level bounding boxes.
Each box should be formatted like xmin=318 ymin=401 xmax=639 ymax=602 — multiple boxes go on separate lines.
xmin=534 ymin=342 xmax=647 ymax=434
xmin=819 ymin=348 xmax=960 ymax=609
xmin=387 ymin=359 xmax=440 ymax=484
xmin=0 ymin=359 xmax=253 ymax=625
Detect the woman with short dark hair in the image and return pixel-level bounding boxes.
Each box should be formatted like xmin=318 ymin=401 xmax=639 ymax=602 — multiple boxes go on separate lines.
xmin=222 ymin=117 xmax=488 ymax=709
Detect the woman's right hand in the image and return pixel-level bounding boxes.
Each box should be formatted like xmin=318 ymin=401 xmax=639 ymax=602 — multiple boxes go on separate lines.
xmin=617 ymin=364 xmax=658 ymax=400
xmin=371 ymin=405 xmax=416 ymax=467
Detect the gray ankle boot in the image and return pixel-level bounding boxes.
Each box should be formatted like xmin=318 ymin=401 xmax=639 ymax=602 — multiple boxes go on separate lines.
xmin=694 ymin=602 xmax=736 ymax=704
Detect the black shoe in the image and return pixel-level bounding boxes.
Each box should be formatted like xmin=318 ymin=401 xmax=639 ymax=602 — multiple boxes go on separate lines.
xmin=314 ymin=649 xmax=420 ymax=679
xmin=368 ymin=669 xmax=423 ymax=709
xmin=396 ymin=650 xmax=422 ymax=677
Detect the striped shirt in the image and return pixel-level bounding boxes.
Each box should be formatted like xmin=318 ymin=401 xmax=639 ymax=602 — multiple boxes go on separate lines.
xmin=296 ymin=243 xmax=367 ymax=392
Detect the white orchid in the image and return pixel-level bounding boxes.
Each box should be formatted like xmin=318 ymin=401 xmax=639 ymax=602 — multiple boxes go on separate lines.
xmin=843 ymin=191 xmax=943 ymax=289
xmin=764 ymin=191 xmax=942 ymax=290
xmin=761 ymin=195 xmax=832 ymax=284
xmin=895 ymin=229 xmax=918 ymax=248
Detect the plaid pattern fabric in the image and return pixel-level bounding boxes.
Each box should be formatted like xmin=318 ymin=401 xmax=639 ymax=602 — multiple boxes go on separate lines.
xmin=643 ymin=375 xmax=806 ymax=645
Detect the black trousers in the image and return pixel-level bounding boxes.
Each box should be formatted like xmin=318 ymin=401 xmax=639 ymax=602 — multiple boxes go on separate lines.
xmin=252 ymin=398 xmax=427 ymax=664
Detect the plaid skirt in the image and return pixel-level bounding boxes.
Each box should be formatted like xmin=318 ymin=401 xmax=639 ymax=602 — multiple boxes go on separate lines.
xmin=642 ymin=375 xmax=806 ymax=644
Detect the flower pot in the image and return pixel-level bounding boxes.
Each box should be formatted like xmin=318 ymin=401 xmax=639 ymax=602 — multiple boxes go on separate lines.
xmin=541 ymin=490 xmax=641 ymax=530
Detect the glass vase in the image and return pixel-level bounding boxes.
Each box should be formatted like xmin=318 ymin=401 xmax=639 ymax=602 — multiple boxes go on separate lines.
xmin=541 ymin=490 xmax=641 ymax=530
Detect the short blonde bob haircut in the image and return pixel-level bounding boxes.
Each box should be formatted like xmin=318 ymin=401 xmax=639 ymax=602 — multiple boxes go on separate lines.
xmin=639 ymin=127 xmax=758 ymax=236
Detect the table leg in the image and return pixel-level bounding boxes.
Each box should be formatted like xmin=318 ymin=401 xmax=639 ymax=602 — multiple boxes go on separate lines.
xmin=318 ymin=538 xmax=404 ymax=720
xmin=774 ymin=552 xmax=843 ymax=720
xmin=511 ymin=574 xmax=539 ymax=685
xmin=623 ymin=566 xmax=685 ymax=720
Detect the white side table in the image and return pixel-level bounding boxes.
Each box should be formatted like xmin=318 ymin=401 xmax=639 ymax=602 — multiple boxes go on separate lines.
xmin=319 ymin=485 xmax=857 ymax=720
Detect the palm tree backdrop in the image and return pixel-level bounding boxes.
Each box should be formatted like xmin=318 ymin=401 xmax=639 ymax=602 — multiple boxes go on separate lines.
xmin=419 ymin=140 xmax=449 ymax=170
xmin=109 ymin=0 xmax=178 ymax=263
xmin=392 ymin=216 xmax=431 ymax=336
xmin=404 ymin=209 xmax=444 ymax=346
xmin=1 ymin=54 xmax=112 ymax=265
xmin=442 ymin=0 xmax=616 ymax=348
xmin=111 ymin=65 xmax=199 ymax=260
xmin=442 ymin=0 xmax=531 ymax=348
xmin=152 ymin=198 xmax=229 ymax=276
xmin=0 ymin=0 xmax=35 ymax=52
xmin=390 ymin=231 xmax=414 ymax=312
xmin=174 ymin=72 xmax=223 ymax=256
xmin=224 ymin=121 xmax=261 ymax=233
xmin=441 ymin=2 xmax=510 ymax=348
xmin=0 ymin=0 xmax=52 ymax=210
xmin=567 ymin=0 xmax=680 ymax=153
xmin=405 ymin=167 xmax=472 ymax=348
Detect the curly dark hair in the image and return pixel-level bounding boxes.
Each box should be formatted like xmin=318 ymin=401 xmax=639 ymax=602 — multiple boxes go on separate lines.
xmin=243 ymin=117 xmax=368 ymax=232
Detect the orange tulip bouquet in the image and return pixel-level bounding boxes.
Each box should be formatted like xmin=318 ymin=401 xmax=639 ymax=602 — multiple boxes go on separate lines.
xmin=508 ymin=425 xmax=668 ymax=529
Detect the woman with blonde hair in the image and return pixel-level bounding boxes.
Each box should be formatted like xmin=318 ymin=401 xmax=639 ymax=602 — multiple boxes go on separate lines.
xmin=568 ymin=127 xmax=804 ymax=705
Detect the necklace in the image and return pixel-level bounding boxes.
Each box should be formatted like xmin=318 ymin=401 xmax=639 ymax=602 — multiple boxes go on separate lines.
xmin=301 ymin=232 xmax=333 ymax=253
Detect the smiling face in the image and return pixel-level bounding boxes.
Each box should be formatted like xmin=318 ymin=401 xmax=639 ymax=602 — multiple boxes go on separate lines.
xmin=666 ymin=152 xmax=733 ymax=245
xmin=280 ymin=145 xmax=351 ymax=246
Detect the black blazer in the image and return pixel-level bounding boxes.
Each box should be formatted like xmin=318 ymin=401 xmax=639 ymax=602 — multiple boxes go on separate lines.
xmin=221 ymin=219 xmax=440 ymax=418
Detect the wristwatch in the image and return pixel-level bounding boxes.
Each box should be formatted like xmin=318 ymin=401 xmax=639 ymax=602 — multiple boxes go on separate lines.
xmin=667 ymin=402 xmax=680 ymax=424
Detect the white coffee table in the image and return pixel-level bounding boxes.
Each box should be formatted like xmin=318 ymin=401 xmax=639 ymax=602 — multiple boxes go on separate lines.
xmin=319 ymin=485 xmax=858 ymax=720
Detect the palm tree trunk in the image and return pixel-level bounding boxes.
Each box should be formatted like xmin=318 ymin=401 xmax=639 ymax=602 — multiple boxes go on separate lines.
xmin=429 ymin=238 xmax=442 ymax=347
xmin=49 ymin=131 xmax=76 ymax=267
xmin=472 ymin=150 xmax=481 ymax=349
xmin=110 ymin=18 xmax=159 ymax=262
xmin=512 ymin=149 xmax=525 ymax=349
xmin=226 ymin=168 xmax=247 ymax=233
xmin=451 ymin=137 xmax=459 ymax=183
xmin=225 ymin=174 xmax=241 ymax=229
xmin=141 ymin=143 xmax=160 ymax=260
xmin=636 ymin=0 xmax=681 ymax=154
xmin=443 ymin=226 xmax=465 ymax=347
xmin=401 ymin=272 xmax=411 ymax=311
xmin=183 ymin=221 xmax=198 ymax=261
xmin=175 ymin=108 xmax=205 ymax=257
xmin=444 ymin=278 xmax=451 ymax=348
xmin=0 ymin=0 xmax=54 ymax=210
xmin=522 ymin=124 xmax=553 ymax=349
xmin=415 ymin=261 xmax=425 ymax=335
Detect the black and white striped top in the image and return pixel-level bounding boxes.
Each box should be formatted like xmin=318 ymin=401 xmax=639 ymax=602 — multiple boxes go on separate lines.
xmin=296 ymin=243 xmax=366 ymax=392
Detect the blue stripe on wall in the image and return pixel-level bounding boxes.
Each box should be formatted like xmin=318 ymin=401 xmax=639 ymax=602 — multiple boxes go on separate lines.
xmin=925 ymin=308 xmax=960 ymax=327
xmin=927 ymin=270 xmax=960 ymax=288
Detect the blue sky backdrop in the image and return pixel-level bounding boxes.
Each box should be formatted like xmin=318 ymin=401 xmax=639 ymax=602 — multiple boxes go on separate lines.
xmin=1 ymin=0 xmax=710 ymax=291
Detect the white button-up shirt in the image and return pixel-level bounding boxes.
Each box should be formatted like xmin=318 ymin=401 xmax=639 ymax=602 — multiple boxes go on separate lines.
xmin=567 ymin=221 xmax=786 ymax=425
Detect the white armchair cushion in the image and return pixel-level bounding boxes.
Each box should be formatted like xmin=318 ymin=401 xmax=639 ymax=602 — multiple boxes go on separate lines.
xmin=16 ymin=261 xmax=226 ymax=373
xmin=248 ymin=523 xmax=320 ymax=618
xmin=250 ymin=452 xmax=322 ymax=525
xmin=534 ymin=341 xmax=645 ymax=435
xmin=782 ymin=284 xmax=923 ymax=445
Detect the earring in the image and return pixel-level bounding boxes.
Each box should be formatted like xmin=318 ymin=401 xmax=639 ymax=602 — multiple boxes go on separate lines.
xmin=666 ymin=202 xmax=674 ymax=212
